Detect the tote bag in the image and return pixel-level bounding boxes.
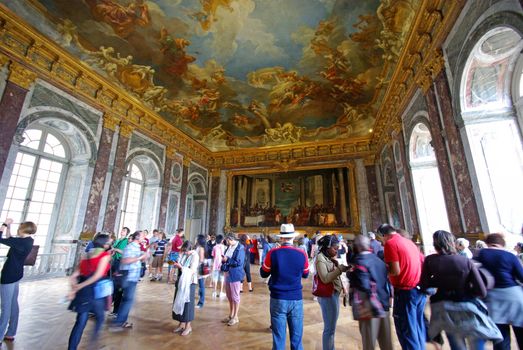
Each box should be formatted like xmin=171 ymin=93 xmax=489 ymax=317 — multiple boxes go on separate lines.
xmin=312 ymin=274 xmax=334 ymax=297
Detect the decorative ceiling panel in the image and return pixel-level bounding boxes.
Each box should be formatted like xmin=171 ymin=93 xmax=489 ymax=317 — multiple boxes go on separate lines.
xmin=7 ymin=0 xmax=420 ymax=151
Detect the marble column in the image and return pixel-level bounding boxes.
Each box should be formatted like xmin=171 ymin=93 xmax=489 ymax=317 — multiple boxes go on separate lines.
xmin=366 ymin=165 xmax=382 ymax=231
xmin=178 ymin=158 xmax=190 ymax=229
xmin=425 ymin=87 xmax=462 ymax=234
xmin=347 ymin=162 xmax=360 ymax=231
xmin=158 ymin=147 xmax=175 ymax=231
xmin=433 ymin=72 xmax=482 ymax=233
xmin=207 ymin=169 xmax=221 ymax=235
xmin=102 ymin=123 xmax=133 ymax=232
xmin=337 ymin=168 xmax=348 ymax=225
xmin=355 ymin=159 xmax=371 ymax=234
xmin=225 ymin=172 xmax=233 ymax=230
xmin=82 ymin=113 xmax=118 ymax=233
xmin=0 ymin=62 xmax=37 ymax=181
xmin=394 ymin=131 xmax=420 ymax=235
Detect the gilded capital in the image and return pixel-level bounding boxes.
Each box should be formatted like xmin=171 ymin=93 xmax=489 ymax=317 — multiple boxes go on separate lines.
xmin=166 ymin=146 xmax=177 ymax=160
xmin=210 ymin=168 xmax=220 ymax=177
xmin=0 ymin=53 xmax=10 ymax=68
xmin=119 ymin=123 xmax=134 ymax=138
xmin=8 ymin=62 xmax=37 ymax=90
xmin=182 ymin=157 xmax=192 ymax=167
xmin=416 ymin=49 xmax=446 ymax=93
xmin=102 ymin=112 xmax=120 ymax=131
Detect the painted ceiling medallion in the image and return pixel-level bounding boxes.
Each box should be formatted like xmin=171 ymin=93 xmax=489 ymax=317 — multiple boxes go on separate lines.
xmin=24 ymin=0 xmax=419 ymax=150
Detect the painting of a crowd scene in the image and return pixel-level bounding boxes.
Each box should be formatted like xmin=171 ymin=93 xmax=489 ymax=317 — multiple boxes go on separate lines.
xmin=230 ymin=168 xmax=352 ymax=228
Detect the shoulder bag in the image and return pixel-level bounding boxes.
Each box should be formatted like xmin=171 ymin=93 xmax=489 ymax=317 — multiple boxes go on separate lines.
xmin=351 ymin=264 xmax=386 ymax=320
xmin=312 ymin=273 xmax=334 ymax=297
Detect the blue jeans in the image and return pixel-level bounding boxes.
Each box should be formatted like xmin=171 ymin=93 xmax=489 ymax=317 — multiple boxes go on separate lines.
xmin=447 ymin=333 xmax=485 ymax=350
xmin=270 ymin=298 xmax=304 ymax=350
xmin=0 ymin=282 xmax=19 ymax=338
xmin=197 ymin=278 xmax=205 ymax=306
xmin=393 ymin=288 xmax=426 ymax=350
xmin=68 ymin=297 xmax=105 ymax=350
xmin=114 ymin=281 xmax=138 ymax=326
xmin=317 ymin=292 xmax=340 ymax=350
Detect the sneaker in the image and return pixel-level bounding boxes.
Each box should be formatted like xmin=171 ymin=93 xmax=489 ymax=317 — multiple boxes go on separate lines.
xmin=196 ymin=304 xmax=203 ymax=309
xmin=108 ymin=312 xmax=117 ymax=319
xmin=227 ymin=317 xmax=239 ymax=326
xmin=157 ymin=275 xmax=163 ymax=281
xmin=221 ymin=316 xmax=232 ymax=323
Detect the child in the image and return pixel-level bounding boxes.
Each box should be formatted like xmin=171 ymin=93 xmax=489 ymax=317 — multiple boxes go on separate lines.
xmin=211 ymin=235 xmax=226 ymax=297
xmin=151 ymin=232 xmax=167 ymax=281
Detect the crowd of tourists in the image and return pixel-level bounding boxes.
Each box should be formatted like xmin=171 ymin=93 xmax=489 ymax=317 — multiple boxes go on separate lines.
xmin=0 ymin=218 xmax=522 ymax=350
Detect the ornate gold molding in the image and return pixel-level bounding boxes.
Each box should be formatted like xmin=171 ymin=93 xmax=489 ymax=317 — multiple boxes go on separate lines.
xmin=7 ymin=62 xmax=37 ymax=89
xmin=166 ymin=146 xmax=177 ymax=160
xmin=0 ymin=5 xmax=211 ymax=165
xmin=210 ymin=168 xmax=220 ymax=177
xmin=119 ymin=123 xmax=134 ymax=138
xmin=0 ymin=53 xmax=9 ymax=67
xmin=102 ymin=112 xmax=120 ymax=131
xmin=210 ymin=136 xmax=374 ymax=169
xmin=182 ymin=157 xmax=191 ymax=167
xmin=372 ymin=0 xmax=465 ymax=152
xmin=416 ymin=49 xmax=445 ymax=92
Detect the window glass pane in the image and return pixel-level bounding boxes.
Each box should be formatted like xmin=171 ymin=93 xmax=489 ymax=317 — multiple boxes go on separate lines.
xmin=130 ymin=164 xmax=143 ymax=181
xmin=43 ymin=133 xmax=66 ymax=158
xmin=20 ymin=129 xmax=42 ymax=150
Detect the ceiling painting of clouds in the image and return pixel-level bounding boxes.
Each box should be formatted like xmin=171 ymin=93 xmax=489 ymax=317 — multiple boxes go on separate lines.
xmin=24 ymin=0 xmax=419 ymax=150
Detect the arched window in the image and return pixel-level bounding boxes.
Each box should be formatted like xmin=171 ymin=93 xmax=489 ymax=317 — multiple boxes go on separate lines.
xmin=461 ymin=27 xmax=523 ymax=235
xmin=119 ymin=162 xmax=145 ymax=231
xmin=1 ymin=127 xmax=68 ymax=253
xmin=409 ymin=122 xmax=449 ymax=254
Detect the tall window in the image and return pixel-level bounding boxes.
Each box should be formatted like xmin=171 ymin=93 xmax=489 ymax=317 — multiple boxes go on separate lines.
xmin=461 ymin=27 xmax=523 ymax=234
xmin=1 ymin=128 xmax=67 ymax=254
xmin=409 ymin=122 xmax=449 ymax=254
xmin=119 ymin=162 xmax=144 ymax=231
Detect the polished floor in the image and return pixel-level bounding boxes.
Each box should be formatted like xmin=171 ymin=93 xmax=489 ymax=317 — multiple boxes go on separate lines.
xmin=4 ymin=265 xmax=505 ymax=350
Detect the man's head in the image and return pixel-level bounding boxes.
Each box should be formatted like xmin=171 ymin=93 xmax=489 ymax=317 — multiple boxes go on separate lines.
xmin=129 ymin=230 xmax=143 ymax=242
xmin=353 ymin=235 xmax=371 ymax=255
xmin=176 ymin=228 xmax=184 ymax=236
xmin=277 ymin=224 xmax=298 ymax=243
xmin=377 ymin=223 xmax=397 ymax=242
xmin=152 ymin=229 xmax=159 ymax=236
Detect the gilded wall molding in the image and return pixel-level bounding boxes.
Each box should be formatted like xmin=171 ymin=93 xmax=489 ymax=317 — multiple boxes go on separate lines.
xmin=0 ymin=4 xmax=211 ymax=165
xmin=119 ymin=123 xmax=134 ymax=138
xmin=166 ymin=146 xmax=177 ymax=160
xmin=102 ymin=112 xmax=120 ymax=132
xmin=7 ymin=62 xmax=37 ymax=90
xmin=182 ymin=157 xmax=191 ymax=167
xmin=372 ymin=0 xmax=465 ymax=151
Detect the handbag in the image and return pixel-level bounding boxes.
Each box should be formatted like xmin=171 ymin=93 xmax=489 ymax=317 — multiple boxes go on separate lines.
xmin=351 ymin=265 xmax=386 ymax=320
xmin=199 ymin=262 xmax=210 ymax=276
xmin=312 ymin=274 xmax=335 ymax=297
xmin=24 ymin=245 xmax=39 ymax=266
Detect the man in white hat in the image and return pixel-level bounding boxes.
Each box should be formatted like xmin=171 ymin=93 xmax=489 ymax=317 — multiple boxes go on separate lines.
xmin=260 ymin=224 xmax=309 ymax=350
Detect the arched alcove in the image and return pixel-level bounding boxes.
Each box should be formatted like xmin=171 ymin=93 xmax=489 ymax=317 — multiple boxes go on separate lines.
xmin=460 ymin=26 xmax=523 ymax=235
xmin=408 ymin=121 xmax=449 ymax=254
xmin=119 ymin=152 xmax=161 ymax=232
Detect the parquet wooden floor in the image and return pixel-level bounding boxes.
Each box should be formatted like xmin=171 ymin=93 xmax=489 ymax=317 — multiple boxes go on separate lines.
xmin=3 ymin=265 xmax=504 ymax=350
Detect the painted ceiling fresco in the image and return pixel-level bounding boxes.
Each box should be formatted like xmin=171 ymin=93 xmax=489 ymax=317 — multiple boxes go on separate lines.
xmin=24 ymin=0 xmax=418 ymax=150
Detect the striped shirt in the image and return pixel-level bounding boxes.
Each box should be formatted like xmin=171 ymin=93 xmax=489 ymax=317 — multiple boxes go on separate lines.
xmin=154 ymin=239 xmax=167 ymax=256
xmin=120 ymin=241 xmax=142 ymax=282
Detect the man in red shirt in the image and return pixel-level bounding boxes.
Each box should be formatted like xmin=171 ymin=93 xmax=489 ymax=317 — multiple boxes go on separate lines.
xmin=166 ymin=228 xmax=184 ymax=283
xmin=378 ymin=223 xmax=426 ymax=350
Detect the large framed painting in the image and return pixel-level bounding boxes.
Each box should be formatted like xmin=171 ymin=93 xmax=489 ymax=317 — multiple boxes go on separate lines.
xmin=228 ymin=167 xmax=355 ymax=228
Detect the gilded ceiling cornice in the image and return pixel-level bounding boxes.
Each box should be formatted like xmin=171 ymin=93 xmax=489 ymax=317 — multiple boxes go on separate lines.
xmin=119 ymin=123 xmax=134 ymax=138
xmin=210 ymin=136 xmax=375 ymax=170
xmin=102 ymin=112 xmax=120 ymax=132
xmin=7 ymin=62 xmax=37 ymax=90
xmin=166 ymin=146 xmax=177 ymax=160
xmin=0 ymin=4 xmax=212 ymax=165
xmin=371 ymin=0 xmax=466 ymax=152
